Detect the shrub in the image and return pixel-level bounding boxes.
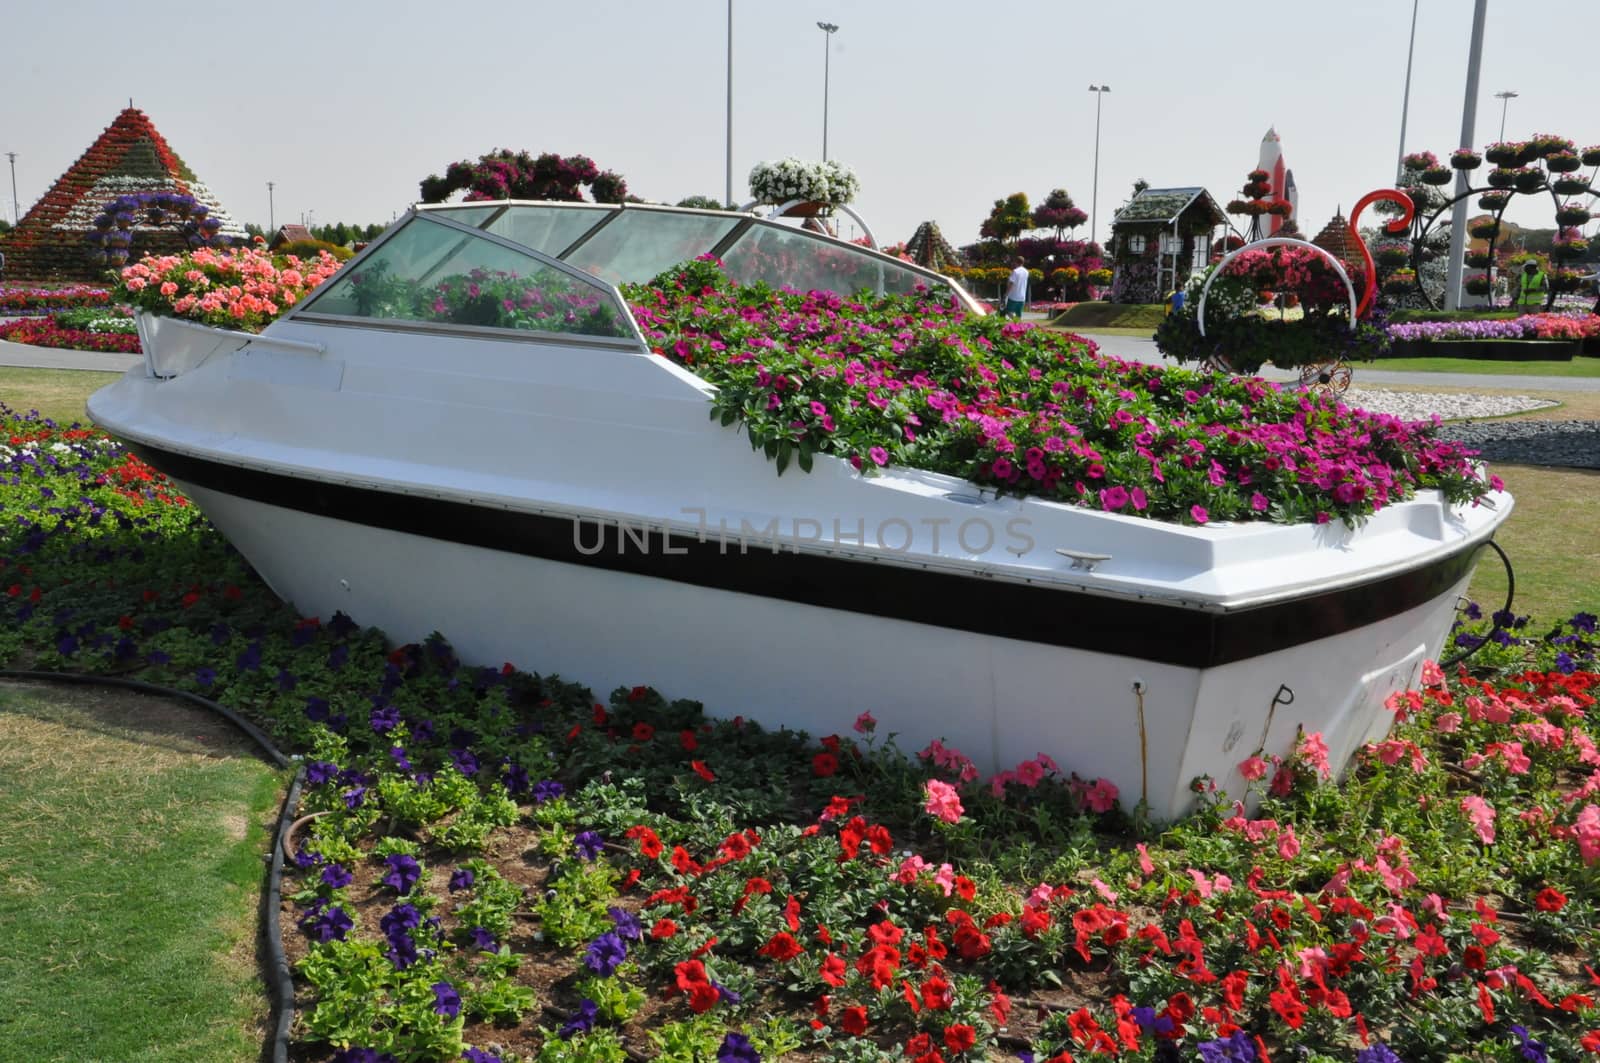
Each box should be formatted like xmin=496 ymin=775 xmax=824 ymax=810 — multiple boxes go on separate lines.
xmin=274 ymin=239 xmax=354 ymax=262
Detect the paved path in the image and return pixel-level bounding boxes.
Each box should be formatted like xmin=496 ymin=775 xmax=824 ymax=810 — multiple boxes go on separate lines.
xmin=0 ymin=337 xmax=140 ymax=373
xmin=1077 ymin=331 xmax=1600 ymax=393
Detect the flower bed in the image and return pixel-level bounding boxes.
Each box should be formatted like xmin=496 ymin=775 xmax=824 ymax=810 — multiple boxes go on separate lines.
xmin=0 ymin=314 xmax=141 ymax=354
xmin=0 ymin=285 xmax=112 ymax=315
xmin=2 ymin=400 xmax=1599 ymax=1063
xmin=116 ymin=245 xmax=345 ymax=332
xmin=623 ymin=259 xmax=1490 ymax=528
xmin=1388 ymin=313 xmax=1600 ymax=346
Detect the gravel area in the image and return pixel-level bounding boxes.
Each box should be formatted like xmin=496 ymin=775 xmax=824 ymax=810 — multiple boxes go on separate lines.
xmin=1339 ymin=388 xmax=1600 ymax=470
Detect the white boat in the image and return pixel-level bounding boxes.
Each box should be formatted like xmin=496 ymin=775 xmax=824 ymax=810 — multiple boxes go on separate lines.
xmin=88 ymin=201 xmax=1512 ymax=819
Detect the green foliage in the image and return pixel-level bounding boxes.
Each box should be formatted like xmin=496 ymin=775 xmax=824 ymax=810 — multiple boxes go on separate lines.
xmin=979 ymin=191 xmax=1032 ymax=243
xmin=297 ymin=937 xmax=465 ymax=1060
xmin=274 ymin=237 xmax=354 ymax=261
xmin=675 ymin=195 xmax=728 ymax=210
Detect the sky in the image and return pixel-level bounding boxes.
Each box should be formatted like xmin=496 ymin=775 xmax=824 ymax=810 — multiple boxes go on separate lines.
xmin=2 ymin=0 xmax=1595 ymax=252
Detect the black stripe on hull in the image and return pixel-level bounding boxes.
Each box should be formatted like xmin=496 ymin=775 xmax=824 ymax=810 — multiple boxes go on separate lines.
xmin=128 ymin=443 xmax=1483 ymax=670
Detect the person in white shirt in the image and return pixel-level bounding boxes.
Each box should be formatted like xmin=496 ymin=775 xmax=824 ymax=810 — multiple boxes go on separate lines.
xmin=1003 ymin=257 xmax=1028 ymax=319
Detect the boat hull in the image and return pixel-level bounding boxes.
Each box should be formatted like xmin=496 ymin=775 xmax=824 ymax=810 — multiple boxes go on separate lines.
xmin=175 ymin=476 xmax=1474 ymax=819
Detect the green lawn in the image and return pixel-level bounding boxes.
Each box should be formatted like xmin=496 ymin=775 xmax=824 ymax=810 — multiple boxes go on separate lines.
xmin=1049 ymin=302 xmax=1166 ymax=329
xmin=0 ymin=683 xmax=284 ymax=1062
xmin=1371 ymin=355 xmax=1600 ymax=377
xmin=0 ymin=367 xmax=120 ymax=424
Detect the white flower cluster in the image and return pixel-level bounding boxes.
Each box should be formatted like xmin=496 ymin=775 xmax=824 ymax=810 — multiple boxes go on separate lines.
xmin=748 ymin=158 xmax=860 ymax=206
xmin=51 ymin=177 xmax=248 ymax=238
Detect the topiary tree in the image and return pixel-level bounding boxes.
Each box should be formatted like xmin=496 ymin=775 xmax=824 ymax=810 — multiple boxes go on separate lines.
xmin=419 ymin=150 xmax=630 ymax=205
xmin=83 ymin=191 xmax=228 ymax=268
xmin=1031 ymin=189 xmax=1088 ymax=239
xmin=979 ymin=193 xmax=1032 ymax=244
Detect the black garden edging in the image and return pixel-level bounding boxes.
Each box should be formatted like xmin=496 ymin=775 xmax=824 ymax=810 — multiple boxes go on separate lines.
xmin=1384 ymin=338 xmax=1579 ymax=361
xmin=0 ymin=669 xmax=303 ymax=1063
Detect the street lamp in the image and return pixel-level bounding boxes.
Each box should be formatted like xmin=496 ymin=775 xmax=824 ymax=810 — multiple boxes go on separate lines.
xmin=817 ymin=21 xmax=839 ymax=162
xmin=267 ymin=181 xmax=276 ymax=233
xmin=725 ymin=1 xmax=733 ymax=208
xmin=1494 ymin=90 xmax=1518 ymax=142
xmin=1395 ymin=0 xmax=1420 ymax=183
xmin=6 ymin=152 xmax=18 ymax=226
xmin=1088 ymin=85 xmax=1110 ymax=249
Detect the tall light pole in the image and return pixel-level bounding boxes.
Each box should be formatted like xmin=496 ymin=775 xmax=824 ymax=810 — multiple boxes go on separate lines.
xmin=725 ymin=1 xmax=733 ymax=208
xmin=817 ymin=21 xmax=838 ymax=162
xmin=6 ymin=152 xmax=18 ymax=226
xmin=1494 ymin=90 xmax=1518 ymax=142
xmin=1396 ymin=0 xmax=1420 ymax=182
xmin=1088 ymin=85 xmax=1110 ymax=249
xmin=267 ymin=181 xmax=276 ymax=232
xmin=1445 ymin=0 xmax=1489 ymax=310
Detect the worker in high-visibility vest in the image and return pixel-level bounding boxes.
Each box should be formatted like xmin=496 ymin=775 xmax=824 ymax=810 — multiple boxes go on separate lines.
xmin=1514 ymin=260 xmax=1550 ymax=310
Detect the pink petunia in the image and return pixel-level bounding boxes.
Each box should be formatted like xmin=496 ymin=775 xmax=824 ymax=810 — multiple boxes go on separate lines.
xmin=1461 ymin=795 xmax=1497 ymax=845
xmin=923 ymin=779 xmax=964 ymax=824
xmin=1084 ymin=778 xmax=1119 ymax=813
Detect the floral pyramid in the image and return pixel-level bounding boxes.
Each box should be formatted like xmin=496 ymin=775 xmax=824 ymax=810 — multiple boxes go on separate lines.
xmin=903 ymin=220 xmax=960 ymax=271
xmin=0 ymin=107 xmax=245 ymax=282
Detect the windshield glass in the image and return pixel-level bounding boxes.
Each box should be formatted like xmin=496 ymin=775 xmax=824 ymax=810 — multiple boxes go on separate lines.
xmin=482 ymin=205 xmax=614 ymax=257
xmin=720 ymin=223 xmax=936 ymax=298
xmin=562 ymin=210 xmax=743 ymax=286
xmin=296 ymin=216 xmax=631 ymax=339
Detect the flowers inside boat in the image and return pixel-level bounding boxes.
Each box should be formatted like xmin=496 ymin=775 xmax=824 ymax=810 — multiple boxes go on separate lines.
xmin=88 ymin=199 xmax=1513 ymax=818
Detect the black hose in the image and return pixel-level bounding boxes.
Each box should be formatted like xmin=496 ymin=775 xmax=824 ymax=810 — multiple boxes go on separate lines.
xmin=1439 ymin=540 xmax=1515 ymax=669
xmin=0 ymin=668 xmax=302 ymax=1063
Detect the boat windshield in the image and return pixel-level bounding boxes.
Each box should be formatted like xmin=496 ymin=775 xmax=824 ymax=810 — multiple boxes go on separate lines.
xmin=290 ymin=203 xmax=970 ymax=340
xmin=293 ymin=215 xmax=632 ymax=340
xmin=429 ymin=202 xmax=960 ymax=301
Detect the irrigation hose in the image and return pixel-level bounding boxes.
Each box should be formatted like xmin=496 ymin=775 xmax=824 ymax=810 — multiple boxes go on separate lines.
xmin=1439 ymin=540 xmax=1515 ymax=670
xmin=0 ymin=669 xmax=302 ymax=1063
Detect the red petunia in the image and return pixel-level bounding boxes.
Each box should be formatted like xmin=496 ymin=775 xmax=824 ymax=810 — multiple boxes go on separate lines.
xmin=651 ymin=918 xmax=677 ymax=939
xmin=812 ymin=752 xmax=839 ymax=777
xmin=840 ymin=1005 xmax=869 ymax=1035
xmin=632 ymin=722 xmax=655 ymax=741
xmin=758 ymin=931 xmax=804 ymax=962
xmin=690 ymin=759 xmax=716 ymax=782
xmin=943 ymin=1024 xmax=976 ymax=1052
xmin=1535 ymin=887 xmax=1568 ymax=912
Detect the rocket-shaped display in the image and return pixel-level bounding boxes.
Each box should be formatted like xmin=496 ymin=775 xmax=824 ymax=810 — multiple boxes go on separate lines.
xmin=1258 ymin=127 xmax=1298 ymax=235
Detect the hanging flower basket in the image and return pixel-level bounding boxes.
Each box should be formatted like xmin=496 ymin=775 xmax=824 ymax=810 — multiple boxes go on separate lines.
xmin=1551 ymin=239 xmax=1589 ymax=262
xmin=1375 ymin=244 xmax=1411 ymax=268
xmin=1484 ymin=142 xmax=1524 ymax=166
xmin=1450 ymin=150 xmax=1483 ymax=170
xmin=1468 ymin=220 xmax=1500 ymax=240
xmin=1486 ymin=168 xmax=1518 ymax=189
xmin=1463 ymin=250 xmax=1492 ymax=269
xmin=1552 ymin=178 xmax=1592 ymax=197
xmin=1555 ymin=205 xmax=1592 ymax=227
xmin=1478 ymin=192 xmax=1511 ymax=211
xmin=1463 ymin=274 xmax=1493 ymax=296
xmin=748 ymin=158 xmax=859 ymax=210
xmin=1552 ymin=268 xmax=1587 ymax=293
xmin=1382 ymin=271 xmax=1416 ymax=295
xmin=1420 ymin=167 xmax=1453 ymax=186
xmin=1513 ymin=169 xmax=1545 ymax=192
xmin=1546 ymin=152 xmax=1582 ymax=173
xmin=1530 ymin=134 xmax=1575 ymax=157
xmin=1582 ymin=146 xmax=1600 ymax=167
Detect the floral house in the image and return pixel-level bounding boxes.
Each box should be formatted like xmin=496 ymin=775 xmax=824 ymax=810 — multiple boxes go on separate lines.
xmin=0 ymin=107 xmax=245 ymax=282
xmin=1107 ymin=187 xmax=1226 ymax=303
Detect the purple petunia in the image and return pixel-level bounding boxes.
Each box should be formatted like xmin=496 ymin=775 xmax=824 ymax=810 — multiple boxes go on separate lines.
xmin=559 ymin=998 xmax=599 ymax=1039
xmin=1355 ymin=1046 xmax=1404 ymax=1063
xmin=382 ymin=853 xmax=421 ymax=894
xmin=331 ymin=1050 xmax=398 ymax=1063
xmin=583 ymin=931 xmax=628 ymax=976
xmin=448 ymin=867 xmax=476 ymax=892
xmin=300 ymin=904 xmax=353 ymax=942
xmin=320 ymin=863 xmax=353 ymax=889
xmin=370 ymin=703 xmax=401 ymax=733
xmin=468 ymin=926 xmax=497 ymax=951
xmin=1197 ymin=1031 xmax=1256 ymax=1063
xmin=608 ymin=906 xmax=642 ymax=941
xmin=431 ymin=980 xmax=461 ymax=1019
xmin=717 ymin=1032 xmax=761 ymax=1063
xmin=574 ymin=831 xmax=605 ymax=860
xmin=533 ymin=779 xmax=565 ymax=803
xmin=305 ymin=760 xmax=339 ymax=785
xmin=462 ymin=1049 xmax=502 ymax=1063
xmin=342 ymin=786 xmax=367 ymax=810
xmin=450 ymin=748 xmax=479 ymax=775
